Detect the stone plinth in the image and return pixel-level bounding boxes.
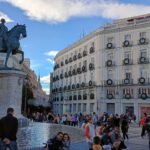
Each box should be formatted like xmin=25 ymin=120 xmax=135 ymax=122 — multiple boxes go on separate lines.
xmin=0 ymin=53 xmax=22 ymax=69
xmin=0 ymin=69 xmax=25 ymax=118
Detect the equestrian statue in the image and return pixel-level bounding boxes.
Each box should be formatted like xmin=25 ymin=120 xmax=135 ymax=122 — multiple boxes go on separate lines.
xmin=0 ymin=18 xmax=27 ymax=67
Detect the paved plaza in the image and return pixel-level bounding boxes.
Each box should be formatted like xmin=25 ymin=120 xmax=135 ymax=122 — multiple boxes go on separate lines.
xmin=21 ymin=124 xmax=148 ymax=150
xmin=70 ymin=124 xmax=149 ymax=150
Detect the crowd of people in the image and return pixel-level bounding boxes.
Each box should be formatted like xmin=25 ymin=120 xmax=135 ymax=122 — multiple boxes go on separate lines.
xmin=42 ymin=112 xmax=132 ymax=150
xmin=1 ymin=107 xmax=150 ymax=150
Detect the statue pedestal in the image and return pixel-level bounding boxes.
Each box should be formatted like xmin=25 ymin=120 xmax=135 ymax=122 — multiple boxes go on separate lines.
xmin=0 ymin=53 xmax=22 ymax=69
xmin=0 ymin=69 xmax=29 ymax=127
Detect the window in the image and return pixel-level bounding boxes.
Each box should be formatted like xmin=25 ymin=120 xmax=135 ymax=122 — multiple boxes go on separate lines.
xmin=107 ymin=37 xmax=113 ymax=43
xmin=66 ymin=79 xmax=68 ymax=86
xmin=83 ymin=60 xmax=87 ymax=66
xmin=83 ymin=103 xmax=87 ymax=112
xmin=91 ymin=57 xmax=95 ymax=64
xmin=124 ymin=34 xmax=131 ymax=41
xmin=78 ymin=103 xmax=81 ymax=112
xmin=125 ymin=69 xmax=132 ymax=79
xmin=79 ymin=62 xmax=81 ymax=67
xmin=140 ymin=68 xmax=147 ymax=78
xmin=73 ymin=104 xmax=76 ymax=113
xmin=107 ymin=70 xmax=113 ymax=79
xmin=74 ymin=77 xmax=76 ymax=84
xmin=70 ymin=66 xmax=72 ymax=71
xmin=140 ymin=32 xmax=146 ymax=38
xmin=90 ymin=72 xmax=94 ymax=80
xmin=90 ymin=103 xmax=94 ymax=112
xmin=140 ymin=49 xmax=147 ymax=57
xmin=70 ymin=78 xmax=72 ymax=85
xmin=124 ymin=51 xmax=131 ymax=59
xmin=74 ymin=64 xmax=77 ymax=69
xmin=84 ymin=74 xmax=86 ymax=83
xmin=107 ymin=53 xmax=113 ymax=60
xmin=79 ymin=76 xmax=81 ymax=83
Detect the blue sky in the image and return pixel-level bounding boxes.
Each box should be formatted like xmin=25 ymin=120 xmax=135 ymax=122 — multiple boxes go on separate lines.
xmin=0 ymin=0 xmax=150 ymax=93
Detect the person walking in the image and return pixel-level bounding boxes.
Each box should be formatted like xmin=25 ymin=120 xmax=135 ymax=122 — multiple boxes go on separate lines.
xmin=121 ymin=116 xmax=129 ymax=140
xmin=141 ymin=116 xmax=150 ymax=150
xmin=0 ymin=107 xmax=18 ymax=150
xmin=84 ymin=116 xmax=96 ymax=150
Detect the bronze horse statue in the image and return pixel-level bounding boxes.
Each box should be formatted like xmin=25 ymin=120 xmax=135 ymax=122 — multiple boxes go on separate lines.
xmin=1 ymin=24 xmax=27 ymax=67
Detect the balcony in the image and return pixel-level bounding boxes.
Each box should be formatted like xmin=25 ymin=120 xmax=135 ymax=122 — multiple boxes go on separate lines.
xmin=78 ymin=53 xmax=82 ymax=59
xmin=77 ymin=67 xmax=82 ymax=74
xmin=89 ymin=47 xmax=95 ymax=54
xmin=73 ymin=55 xmax=77 ymax=61
xmin=82 ymin=66 xmax=87 ymax=72
xmin=68 ymin=70 xmax=72 ymax=77
xmin=64 ymin=72 xmax=68 ymax=78
xmin=83 ymin=51 xmax=87 ymax=57
xmin=72 ymin=69 xmax=76 ymax=75
xmin=123 ymin=58 xmax=133 ymax=65
xmin=89 ymin=63 xmax=95 ymax=70
xmin=60 ymin=74 xmax=63 ymax=79
xmin=69 ymin=57 xmax=72 ymax=63
xmin=61 ymin=61 xmax=64 ymax=66
xmin=65 ymin=59 xmax=68 ymax=64
xmin=138 ymin=57 xmax=149 ymax=64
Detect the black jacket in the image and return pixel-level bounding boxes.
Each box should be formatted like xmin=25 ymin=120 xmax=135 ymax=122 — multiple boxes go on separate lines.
xmin=0 ymin=114 xmax=18 ymax=141
xmin=47 ymin=138 xmax=63 ymax=150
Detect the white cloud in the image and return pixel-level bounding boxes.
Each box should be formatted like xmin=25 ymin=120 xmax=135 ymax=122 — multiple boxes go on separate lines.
xmin=45 ymin=50 xmax=59 ymax=57
xmin=41 ymin=74 xmax=50 ymax=84
xmin=4 ymin=0 xmax=150 ymax=23
xmin=0 ymin=12 xmax=13 ymax=22
xmin=42 ymin=87 xmax=50 ymax=94
xmin=46 ymin=58 xmax=54 ymax=64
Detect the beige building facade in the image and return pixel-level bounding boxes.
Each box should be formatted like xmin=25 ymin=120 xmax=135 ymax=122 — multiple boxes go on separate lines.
xmin=52 ymin=14 xmax=150 ymax=120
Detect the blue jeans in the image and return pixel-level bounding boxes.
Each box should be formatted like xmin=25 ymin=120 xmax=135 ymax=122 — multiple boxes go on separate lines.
xmin=0 ymin=140 xmax=18 ymax=150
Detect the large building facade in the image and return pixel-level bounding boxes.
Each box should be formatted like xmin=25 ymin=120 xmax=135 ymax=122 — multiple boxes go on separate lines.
xmin=52 ymin=14 xmax=150 ymax=120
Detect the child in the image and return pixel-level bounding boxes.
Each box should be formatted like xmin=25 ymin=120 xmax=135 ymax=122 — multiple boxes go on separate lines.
xmin=62 ymin=133 xmax=70 ymax=150
xmin=93 ymin=136 xmax=102 ymax=150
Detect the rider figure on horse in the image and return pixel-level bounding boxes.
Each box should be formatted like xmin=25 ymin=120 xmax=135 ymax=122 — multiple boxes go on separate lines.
xmin=0 ymin=18 xmax=8 ymax=51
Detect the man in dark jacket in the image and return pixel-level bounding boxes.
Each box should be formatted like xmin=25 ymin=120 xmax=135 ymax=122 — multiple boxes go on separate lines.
xmin=0 ymin=107 xmax=18 ymax=150
xmin=141 ymin=116 xmax=150 ymax=150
